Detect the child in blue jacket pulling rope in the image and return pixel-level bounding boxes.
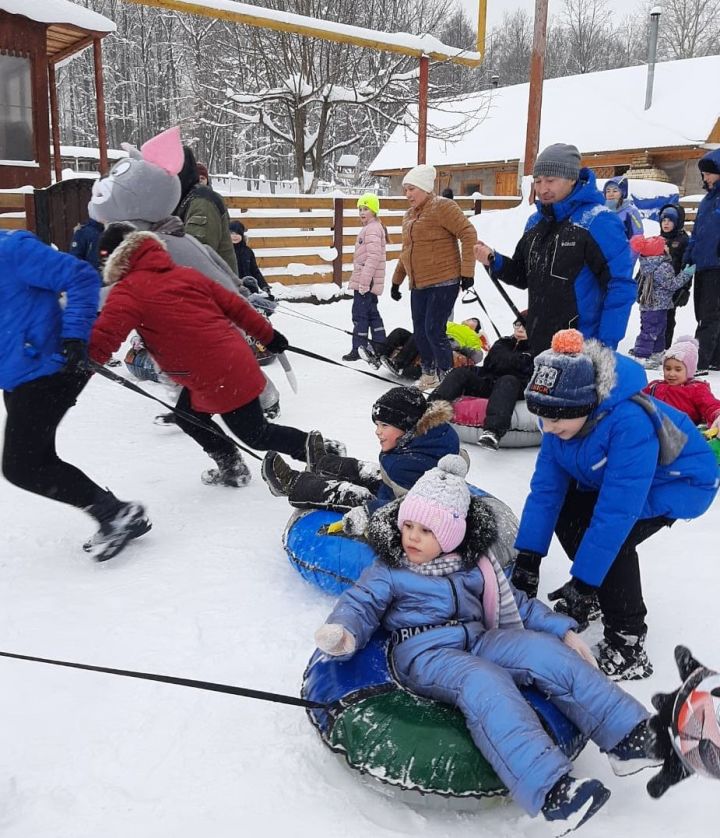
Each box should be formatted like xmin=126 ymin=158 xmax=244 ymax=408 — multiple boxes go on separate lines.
xmin=315 ymin=455 xmax=658 ymax=833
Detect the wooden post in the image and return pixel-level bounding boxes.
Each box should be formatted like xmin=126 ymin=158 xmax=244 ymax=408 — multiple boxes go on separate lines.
xmin=418 ymin=55 xmax=429 ymax=165
xmin=473 ymin=198 xmax=482 ymax=216
xmin=47 ymin=63 xmax=63 ymax=185
xmin=332 ymin=196 xmax=344 ymax=286
xmin=523 ymin=0 xmax=549 ymax=177
xmin=24 ymin=193 xmax=37 ymax=234
xmin=93 ymin=38 xmax=109 ymax=176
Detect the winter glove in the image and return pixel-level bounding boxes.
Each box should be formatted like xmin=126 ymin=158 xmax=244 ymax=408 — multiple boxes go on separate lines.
xmin=315 ymin=623 xmax=356 ymax=657
xmin=342 ymin=505 xmax=369 ymax=537
xmin=265 ymin=330 xmax=289 ymax=354
xmin=563 ymin=630 xmax=599 ymax=668
xmin=61 ymin=339 xmax=89 ymax=374
xmin=460 ymin=276 xmax=475 ymax=291
xmin=390 ymin=284 xmax=402 ymax=302
xmin=548 ymin=577 xmax=597 ymax=629
xmin=510 ymin=551 xmax=542 ymax=599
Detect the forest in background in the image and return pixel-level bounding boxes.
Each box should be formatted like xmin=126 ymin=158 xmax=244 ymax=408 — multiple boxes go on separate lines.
xmin=57 ymin=0 xmax=720 ymax=191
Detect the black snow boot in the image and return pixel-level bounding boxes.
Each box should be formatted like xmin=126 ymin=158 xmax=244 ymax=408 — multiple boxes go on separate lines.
xmin=84 ymin=491 xmax=151 ymax=562
xmin=201 ymin=451 xmax=251 ymax=487
xmin=597 ymin=628 xmax=653 ymax=681
xmin=261 ymin=452 xmax=300 ymax=497
xmin=305 ymin=430 xmax=328 ymax=472
xmin=541 ymin=774 xmax=610 ymax=835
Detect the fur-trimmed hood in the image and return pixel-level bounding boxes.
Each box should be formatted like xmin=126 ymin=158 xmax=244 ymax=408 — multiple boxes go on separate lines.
xmin=414 ymin=399 xmax=454 ymax=437
xmin=367 ymin=495 xmax=498 ymax=571
xmin=103 ymin=230 xmax=168 ymax=286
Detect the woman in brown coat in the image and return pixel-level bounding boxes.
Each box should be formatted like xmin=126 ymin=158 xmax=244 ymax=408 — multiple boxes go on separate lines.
xmin=390 ymin=164 xmax=477 ymax=390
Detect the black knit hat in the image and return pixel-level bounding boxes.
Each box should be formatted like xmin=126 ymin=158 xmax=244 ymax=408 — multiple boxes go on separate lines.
xmin=698 ymin=154 xmax=720 ymax=176
xmin=372 ymin=386 xmax=426 ymax=432
xmin=229 ymin=220 xmax=246 ymax=235
xmin=98 ymin=221 xmax=136 ymax=261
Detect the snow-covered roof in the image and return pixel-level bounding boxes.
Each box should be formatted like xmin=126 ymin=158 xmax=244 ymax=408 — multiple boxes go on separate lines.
xmin=336 ymin=154 xmax=359 ymax=168
xmin=370 ymin=55 xmax=720 ymax=173
xmin=58 ymin=145 xmax=127 ymax=160
xmin=130 ymin=0 xmax=478 ymax=65
xmin=1 ymin=0 xmax=115 ymax=33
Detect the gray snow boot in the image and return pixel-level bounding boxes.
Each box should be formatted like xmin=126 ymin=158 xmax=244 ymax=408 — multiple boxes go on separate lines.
xmin=84 ymin=491 xmax=151 ymax=561
xmin=201 ymin=451 xmax=251 ymax=488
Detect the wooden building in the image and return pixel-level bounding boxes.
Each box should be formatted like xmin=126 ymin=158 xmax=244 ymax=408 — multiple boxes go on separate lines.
xmin=0 ymin=0 xmax=114 ymax=189
xmin=370 ymin=55 xmax=720 ymax=197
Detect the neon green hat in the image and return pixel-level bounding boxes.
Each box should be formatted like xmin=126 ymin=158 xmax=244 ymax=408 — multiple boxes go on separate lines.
xmin=357 ymin=193 xmax=380 ymax=215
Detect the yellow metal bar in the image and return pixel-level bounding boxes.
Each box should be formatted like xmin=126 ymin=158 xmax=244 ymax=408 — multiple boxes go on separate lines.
xmin=123 ymin=0 xmax=484 ymax=65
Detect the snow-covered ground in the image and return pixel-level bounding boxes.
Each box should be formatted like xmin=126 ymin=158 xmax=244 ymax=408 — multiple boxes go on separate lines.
xmin=2 ymin=230 xmax=719 ymax=838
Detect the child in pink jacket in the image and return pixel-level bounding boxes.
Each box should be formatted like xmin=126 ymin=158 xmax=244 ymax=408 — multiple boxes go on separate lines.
xmin=343 ymin=193 xmax=387 ymax=362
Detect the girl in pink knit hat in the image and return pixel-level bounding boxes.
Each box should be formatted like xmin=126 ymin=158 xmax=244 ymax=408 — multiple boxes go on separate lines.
xmin=315 ymin=454 xmax=659 ymax=832
xmin=643 ymin=335 xmax=720 ymax=431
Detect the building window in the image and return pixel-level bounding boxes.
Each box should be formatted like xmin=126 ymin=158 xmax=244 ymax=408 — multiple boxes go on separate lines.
xmin=0 ymin=53 xmax=34 ymax=162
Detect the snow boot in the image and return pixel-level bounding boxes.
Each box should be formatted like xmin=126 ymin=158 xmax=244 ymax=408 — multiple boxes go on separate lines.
xmin=84 ymin=492 xmax=151 ymax=562
xmin=643 ymin=353 xmax=663 ymax=370
xmin=607 ymin=720 xmax=663 ymax=777
xmin=477 ymin=429 xmax=500 ymax=450
xmin=342 ymin=350 xmax=360 ymax=362
xmin=417 ymin=372 xmax=439 ymax=392
xmin=596 ymin=629 xmax=653 ymax=681
xmin=261 ymin=451 xmax=300 ymax=497
xmin=201 ymin=451 xmax=251 ymax=487
xmin=263 ymin=401 xmax=281 ymax=420
xmin=541 ymin=775 xmax=610 ymax=836
xmin=358 ymin=345 xmax=382 ymax=369
xmin=305 ymin=430 xmax=328 ymax=472
xmin=380 ymin=355 xmax=402 ymax=376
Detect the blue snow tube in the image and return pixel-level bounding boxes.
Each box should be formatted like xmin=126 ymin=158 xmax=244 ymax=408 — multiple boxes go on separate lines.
xmin=283 ymin=486 xmax=494 ymax=597
xmin=303 ymin=630 xmax=587 ymax=800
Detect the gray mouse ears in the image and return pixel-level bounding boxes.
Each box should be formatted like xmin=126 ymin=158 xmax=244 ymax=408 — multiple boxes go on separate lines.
xmin=120 ymin=126 xmax=184 ymax=174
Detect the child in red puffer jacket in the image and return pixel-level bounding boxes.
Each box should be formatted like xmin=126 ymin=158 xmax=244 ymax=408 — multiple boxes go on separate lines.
xmin=643 ymin=336 xmax=720 ymax=431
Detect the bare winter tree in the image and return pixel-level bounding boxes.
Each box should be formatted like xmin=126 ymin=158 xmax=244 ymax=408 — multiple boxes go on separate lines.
xmin=655 ymin=0 xmax=720 ymax=58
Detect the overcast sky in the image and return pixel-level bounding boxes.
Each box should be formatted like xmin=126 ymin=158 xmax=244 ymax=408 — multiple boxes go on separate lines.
xmin=459 ymin=0 xmax=650 ymax=32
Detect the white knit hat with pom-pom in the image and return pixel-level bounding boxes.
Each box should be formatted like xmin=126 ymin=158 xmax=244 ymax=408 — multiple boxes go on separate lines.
xmin=397 ymin=454 xmax=470 ymax=552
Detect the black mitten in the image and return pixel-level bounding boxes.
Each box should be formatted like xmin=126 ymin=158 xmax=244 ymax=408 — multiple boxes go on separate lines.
xmin=390 ymin=285 xmax=402 ymax=301
xmin=510 ymin=551 xmax=542 ymax=598
xmin=548 ymin=578 xmax=597 ymax=626
xmin=266 ymin=330 xmax=289 ymax=354
xmin=62 ymin=339 xmax=89 ymax=374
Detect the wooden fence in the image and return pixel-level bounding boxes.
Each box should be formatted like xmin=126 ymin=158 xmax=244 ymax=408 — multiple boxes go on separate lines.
xmin=0 ymin=190 xmax=702 ymax=285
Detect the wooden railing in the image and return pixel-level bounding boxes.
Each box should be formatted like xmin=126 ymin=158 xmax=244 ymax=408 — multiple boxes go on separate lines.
xmin=223 ymin=194 xmax=522 ymax=285
xmin=1 ymin=190 xmax=701 ymax=286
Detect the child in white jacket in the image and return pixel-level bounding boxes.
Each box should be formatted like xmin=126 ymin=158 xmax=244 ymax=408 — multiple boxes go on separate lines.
xmin=343 ymin=193 xmax=387 ymax=362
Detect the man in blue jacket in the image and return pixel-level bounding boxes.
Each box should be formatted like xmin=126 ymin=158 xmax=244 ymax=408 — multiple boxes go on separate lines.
xmin=0 ymin=230 xmax=150 ymax=561
xmin=475 ymin=143 xmax=636 ymax=356
xmin=510 ymin=329 xmax=718 ymax=681
xmin=685 ymin=148 xmax=720 ymax=373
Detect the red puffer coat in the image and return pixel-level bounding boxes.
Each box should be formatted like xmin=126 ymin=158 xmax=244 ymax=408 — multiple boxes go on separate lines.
xmin=90 ymin=231 xmax=274 ymax=414
xmin=643 ymin=379 xmax=720 ymax=427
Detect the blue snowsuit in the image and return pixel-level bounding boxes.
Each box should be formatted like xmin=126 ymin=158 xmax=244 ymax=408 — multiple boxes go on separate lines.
xmin=324 ymin=498 xmax=648 ymax=815
xmin=0 ymin=230 xmax=100 ymax=391
xmin=516 ymin=352 xmax=719 ymax=588
xmin=69 ymin=218 xmax=104 ymax=270
xmin=491 ymin=168 xmax=635 ymax=356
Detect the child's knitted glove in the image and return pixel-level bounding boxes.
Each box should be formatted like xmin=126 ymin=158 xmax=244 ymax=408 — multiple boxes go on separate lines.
xmin=563 ymin=630 xmax=598 ymax=668
xmin=342 ymin=505 xmax=369 ymax=537
xmin=315 ymin=623 xmax=356 ymax=656
xmin=680 ymin=264 xmax=695 ymax=280
xmin=548 ymin=577 xmax=597 ymax=628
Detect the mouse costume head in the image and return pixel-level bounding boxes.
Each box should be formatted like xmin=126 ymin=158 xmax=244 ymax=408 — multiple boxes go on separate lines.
xmin=89 ymin=127 xmax=185 ymax=226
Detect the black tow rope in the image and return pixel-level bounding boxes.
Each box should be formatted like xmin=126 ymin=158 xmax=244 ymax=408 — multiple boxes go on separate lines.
xmin=90 ymin=362 xmax=262 ymax=461
xmin=286 ymin=345 xmax=394 ymax=384
xmin=0 ymin=650 xmax=326 ymax=710
xmin=485 ymin=259 xmax=526 ymax=324
xmin=460 ymin=288 xmax=503 ymax=339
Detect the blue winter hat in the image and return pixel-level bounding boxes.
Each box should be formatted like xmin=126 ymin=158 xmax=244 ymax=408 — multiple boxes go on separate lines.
xmin=660 ymin=206 xmax=679 ymax=225
xmin=603 ymin=177 xmax=628 ymax=200
xmin=525 ymin=330 xmax=597 ymax=420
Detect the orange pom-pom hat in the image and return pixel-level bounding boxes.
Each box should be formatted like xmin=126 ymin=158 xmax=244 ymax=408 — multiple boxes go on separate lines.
xmin=551 ymin=328 xmax=584 ymax=355
xmin=524 ymin=329 xmax=597 ymax=419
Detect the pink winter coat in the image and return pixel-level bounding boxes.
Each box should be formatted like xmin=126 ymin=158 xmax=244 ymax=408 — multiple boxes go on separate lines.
xmin=349 ymin=218 xmax=386 ymax=295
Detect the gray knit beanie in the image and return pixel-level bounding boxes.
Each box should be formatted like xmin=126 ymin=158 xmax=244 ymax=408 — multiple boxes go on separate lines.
xmin=533 ymin=143 xmax=581 ymax=181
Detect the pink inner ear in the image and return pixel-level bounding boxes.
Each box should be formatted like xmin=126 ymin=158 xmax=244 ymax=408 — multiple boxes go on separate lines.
xmin=141 ymin=127 xmax=184 ymax=175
